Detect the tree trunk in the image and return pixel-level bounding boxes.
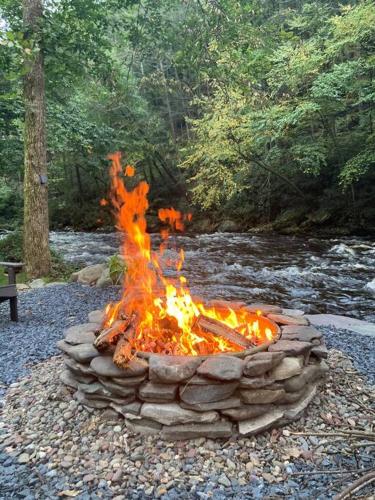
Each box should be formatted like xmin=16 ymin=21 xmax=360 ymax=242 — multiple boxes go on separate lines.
xmin=23 ymin=0 xmax=51 ymax=277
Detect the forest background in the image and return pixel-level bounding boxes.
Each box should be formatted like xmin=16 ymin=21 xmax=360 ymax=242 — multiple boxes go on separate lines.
xmin=1 ymin=0 xmax=375 ymax=242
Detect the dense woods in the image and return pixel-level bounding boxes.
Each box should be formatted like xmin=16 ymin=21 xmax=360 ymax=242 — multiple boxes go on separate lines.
xmin=1 ymin=0 xmax=375 ymax=247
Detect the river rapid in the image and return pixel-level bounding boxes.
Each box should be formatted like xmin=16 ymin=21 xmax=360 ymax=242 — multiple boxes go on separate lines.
xmin=49 ymin=231 xmax=375 ymax=322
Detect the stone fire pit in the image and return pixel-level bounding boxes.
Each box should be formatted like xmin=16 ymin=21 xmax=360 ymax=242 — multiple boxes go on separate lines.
xmin=58 ymin=303 xmax=328 ymax=439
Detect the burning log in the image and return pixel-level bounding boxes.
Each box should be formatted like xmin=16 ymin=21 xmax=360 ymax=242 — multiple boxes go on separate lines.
xmin=113 ymin=328 xmax=136 ymax=367
xmin=94 ymin=317 xmax=134 ymax=351
xmin=193 ymin=314 xmax=255 ymax=350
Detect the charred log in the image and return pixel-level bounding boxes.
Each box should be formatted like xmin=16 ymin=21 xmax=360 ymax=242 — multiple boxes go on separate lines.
xmin=193 ymin=314 xmax=255 ymax=349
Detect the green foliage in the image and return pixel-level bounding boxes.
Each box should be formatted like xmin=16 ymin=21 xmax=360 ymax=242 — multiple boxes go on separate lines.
xmin=0 ymin=230 xmax=23 ymax=262
xmin=108 ymin=254 xmax=126 ymax=284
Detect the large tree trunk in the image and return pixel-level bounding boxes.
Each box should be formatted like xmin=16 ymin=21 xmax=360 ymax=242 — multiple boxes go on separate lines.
xmin=23 ymin=0 xmax=51 ymax=277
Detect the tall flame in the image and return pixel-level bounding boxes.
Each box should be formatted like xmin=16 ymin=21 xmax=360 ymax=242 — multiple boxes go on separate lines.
xmin=104 ymin=152 xmax=277 ymax=356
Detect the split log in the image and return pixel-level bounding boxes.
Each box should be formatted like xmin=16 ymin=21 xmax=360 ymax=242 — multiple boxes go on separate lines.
xmin=193 ymin=314 xmax=255 ymax=349
xmin=113 ymin=328 xmax=135 ymax=367
xmin=94 ymin=318 xmax=132 ymax=351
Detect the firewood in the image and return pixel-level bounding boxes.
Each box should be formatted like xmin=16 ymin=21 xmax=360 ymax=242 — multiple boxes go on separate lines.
xmin=193 ymin=314 xmax=255 ymax=349
xmin=113 ymin=332 xmax=134 ymax=367
xmin=94 ymin=318 xmax=131 ymax=351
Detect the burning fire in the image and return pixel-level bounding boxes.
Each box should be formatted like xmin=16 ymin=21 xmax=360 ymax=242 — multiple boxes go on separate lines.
xmin=102 ymin=152 xmax=278 ymax=356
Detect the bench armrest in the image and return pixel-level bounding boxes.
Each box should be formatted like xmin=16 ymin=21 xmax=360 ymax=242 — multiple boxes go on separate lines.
xmin=0 ymin=262 xmax=24 ymax=285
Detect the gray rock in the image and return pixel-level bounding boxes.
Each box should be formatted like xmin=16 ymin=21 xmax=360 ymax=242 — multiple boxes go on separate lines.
xmin=125 ymin=417 xmax=162 ymax=436
xmin=90 ymin=355 xmax=148 ymax=378
xmin=279 ymin=388 xmax=306 ymax=404
xmin=281 ymin=384 xmax=317 ymax=421
xmin=267 ymin=313 xmax=309 ymax=326
xmin=221 ymin=404 xmax=274 ymax=421
xmin=99 ymin=379 xmax=139 ymax=397
xmin=180 ymin=396 xmax=242 ymax=412
xmin=161 ymin=421 xmax=233 ymax=440
xmin=179 ymin=381 xmax=238 ymax=404
xmin=138 ymin=382 xmax=178 ymax=402
xmin=77 ymin=264 xmax=106 ymax=285
xmin=269 ymin=356 xmax=303 ymax=380
xmin=240 ymin=388 xmax=285 ymax=404
xmin=75 ymin=390 xmax=109 ymax=409
xmin=110 ymin=375 xmax=147 ymax=386
xmin=283 ymin=363 xmax=325 ymax=392
xmin=109 ymin=401 xmax=142 ymax=417
xmin=60 ymin=369 xmax=79 ymax=389
xmin=96 ymin=267 xmax=112 ymax=288
xmin=65 ymin=323 xmax=98 ymax=345
xmin=244 ymin=304 xmax=282 ymax=314
xmin=238 ymin=410 xmax=284 ymax=435
xmin=141 ymin=402 xmax=219 ymax=425
xmin=149 ymin=355 xmax=201 ymax=383
xmin=281 ymin=325 xmax=322 ymax=340
xmin=57 ymin=340 xmax=99 ymax=363
xmin=78 ymin=381 xmax=113 ymax=397
xmin=29 ymin=278 xmax=45 ymax=289
xmin=244 ymin=351 xmax=285 ymax=376
xmin=197 ymin=356 xmax=244 ymax=381
xmin=63 ymin=356 xmax=96 ymax=376
xmin=185 ymin=374 xmax=222 ymax=385
xmin=311 ymin=345 xmax=329 ymax=359
xmin=88 ymin=309 xmax=105 ymax=324
xmin=239 ymin=376 xmax=275 ymax=389
xmin=268 ymin=340 xmax=312 ymax=357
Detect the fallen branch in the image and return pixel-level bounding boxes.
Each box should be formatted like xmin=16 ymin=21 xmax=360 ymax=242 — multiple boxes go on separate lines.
xmin=290 ymin=467 xmax=374 ymax=477
xmin=287 ymin=430 xmax=375 ymax=440
xmin=334 ymin=469 xmax=375 ymax=500
xmin=193 ymin=314 xmax=255 ymax=349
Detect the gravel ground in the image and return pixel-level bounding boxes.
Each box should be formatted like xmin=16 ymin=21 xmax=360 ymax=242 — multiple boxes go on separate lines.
xmin=0 ymin=284 xmax=119 ymax=391
xmin=0 ymin=350 xmax=374 ymax=499
xmin=0 ymin=285 xmax=374 ymax=498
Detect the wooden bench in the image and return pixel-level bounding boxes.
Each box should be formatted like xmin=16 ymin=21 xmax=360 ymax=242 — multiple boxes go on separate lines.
xmin=0 ymin=262 xmax=24 ymax=321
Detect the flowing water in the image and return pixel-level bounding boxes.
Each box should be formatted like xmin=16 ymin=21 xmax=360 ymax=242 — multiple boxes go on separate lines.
xmin=50 ymin=231 xmax=375 ymax=322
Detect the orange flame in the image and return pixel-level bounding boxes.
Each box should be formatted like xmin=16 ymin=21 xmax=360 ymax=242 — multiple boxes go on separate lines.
xmin=104 ymin=152 xmax=278 ymax=355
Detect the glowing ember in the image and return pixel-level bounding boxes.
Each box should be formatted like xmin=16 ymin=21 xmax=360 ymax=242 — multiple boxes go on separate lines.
xmin=102 ymin=152 xmax=278 ymax=356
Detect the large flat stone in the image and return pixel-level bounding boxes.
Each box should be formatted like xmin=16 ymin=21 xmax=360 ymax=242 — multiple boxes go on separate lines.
xmin=125 ymin=417 xmax=162 ymax=435
xmin=138 ymin=382 xmax=178 ymax=402
xmin=269 ymin=357 xmax=303 ymax=380
xmin=149 ymin=355 xmax=201 ymax=383
xmin=103 ymin=375 xmax=146 ymax=387
xmin=64 ymin=323 xmax=99 ymax=345
xmin=99 ymin=379 xmax=140 ymax=397
xmin=110 ymin=401 xmax=142 ymax=417
xmin=281 ymin=329 xmax=322 ymax=344
xmin=141 ymin=402 xmax=219 ymax=425
xmin=161 ymin=421 xmax=233 ymax=440
xmin=282 ymin=325 xmax=322 ymax=338
xmin=268 ymin=314 xmax=309 ymax=326
xmin=279 ymin=387 xmax=306 ymax=404
xmin=244 ymin=304 xmax=282 ymax=314
xmin=186 ymin=375 xmax=222 ymax=385
xmin=57 ymin=340 xmax=99 ymax=364
xmin=239 ymin=376 xmax=275 ymax=389
xmin=305 ymin=314 xmax=375 ymax=338
xmin=281 ymin=384 xmax=317 ymax=421
xmin=240 ymin=388 xmax=285 ymax=404
xmin=221 ymin=404 xmax=274 ymax=421
xmin=88 ymin=310 xmax=105 ymax=324
xmin=60 ymin=369 xmax=79 ymax=389
xmin=74 ymin=390 xmax=109 ymax=409
xmin=283 ymin=363 xmax=326 ymax=392
xmin=311 ymin=345 xmax=329 ymax=359
xmin=179 ymin=381 xmax=238 ymax=404
xmin=63 ymin=356 xmax=96 ymax=376
xmin=244 ymin=352 xmax=285 ymax=376
xmin=197 ymin=356 xmax=244 ymax=381
xmin=90 ymin=355 xmax=148 ymax=378
xmin=238 ymin=410 xmax=284 ymax=435
xmin=268 ymin=340 xmax=312 ymax=357
xmin=180 ymin=396 xmax=242 ymax=412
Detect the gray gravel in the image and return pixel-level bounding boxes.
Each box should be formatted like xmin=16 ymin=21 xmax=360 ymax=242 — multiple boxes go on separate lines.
xmin=0 ymin=284 xmax=118 ymax=389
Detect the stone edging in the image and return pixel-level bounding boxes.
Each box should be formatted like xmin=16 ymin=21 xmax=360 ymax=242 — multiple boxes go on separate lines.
xmin=57 ymin=305 xmax=328 ymax=439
